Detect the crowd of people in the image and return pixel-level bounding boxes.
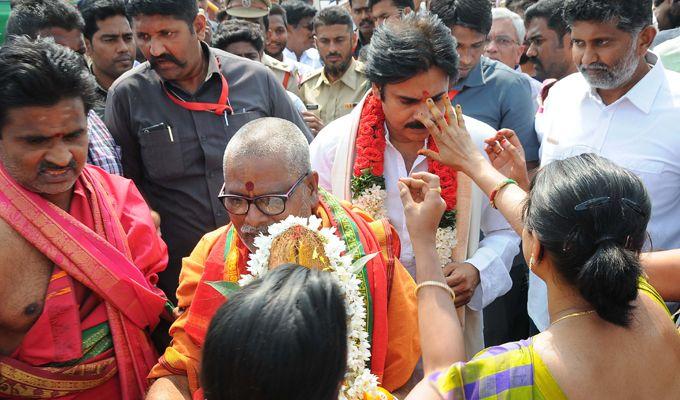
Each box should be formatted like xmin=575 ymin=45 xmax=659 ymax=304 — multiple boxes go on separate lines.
xmin=0 ymin=0 xmax=679 ymax=399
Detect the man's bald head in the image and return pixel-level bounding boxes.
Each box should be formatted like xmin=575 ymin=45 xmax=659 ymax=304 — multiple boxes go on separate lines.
xmin=223 ymin=117 xmax=311 ymax=181
xmin=221 ymin=117 xmax=318 ymax=252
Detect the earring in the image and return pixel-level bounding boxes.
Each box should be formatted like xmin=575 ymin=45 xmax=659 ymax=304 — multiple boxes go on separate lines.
xmin=529 ymin=255 xmax=535 ymax=271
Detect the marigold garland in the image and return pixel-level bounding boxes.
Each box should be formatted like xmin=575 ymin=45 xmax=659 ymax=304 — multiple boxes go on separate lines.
xmin=350 ymin=94 xmax=458 ymax=266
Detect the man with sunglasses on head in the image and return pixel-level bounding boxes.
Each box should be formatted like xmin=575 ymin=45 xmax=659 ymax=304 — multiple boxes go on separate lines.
xmin=147 ymin=117 xmax=421 ymax=399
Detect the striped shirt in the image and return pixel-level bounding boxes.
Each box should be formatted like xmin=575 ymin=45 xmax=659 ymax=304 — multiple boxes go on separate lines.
xmin=87 ymin=110 xmax=122 ymax=175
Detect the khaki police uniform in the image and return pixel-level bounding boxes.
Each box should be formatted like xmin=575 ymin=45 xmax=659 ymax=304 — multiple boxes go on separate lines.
xmin=263 ymin=54 xmax=301 ymax=96
xmin=225 ymin=0 xmax=271 ymax=18
xmin=299 ymin=58 xmax=370 ymax=124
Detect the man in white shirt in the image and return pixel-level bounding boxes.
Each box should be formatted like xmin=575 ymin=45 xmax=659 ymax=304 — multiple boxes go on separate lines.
xmin=310 ymin=13 xmax=519 ymax=357
xmin=532 ymin=0 xmax=680 ymax=330
xmin=281 ymin=1 xmax=322 ymax=73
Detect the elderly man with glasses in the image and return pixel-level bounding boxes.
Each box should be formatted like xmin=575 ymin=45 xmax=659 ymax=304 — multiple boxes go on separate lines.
xmin=486 ymin=7 xmax=542 ymax=102
xmin=147 ymin=117 xmax=421 ymax=400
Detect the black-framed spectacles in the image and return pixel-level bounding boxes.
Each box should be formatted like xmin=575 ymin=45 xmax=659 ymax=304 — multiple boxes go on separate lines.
xmin=218 ymin=172 xmax=310 ymax=216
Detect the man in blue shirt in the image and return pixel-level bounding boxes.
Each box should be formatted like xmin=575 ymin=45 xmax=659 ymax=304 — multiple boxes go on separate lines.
xmin=431 ymin=0 xmax=538 ymax=346
xmin=431 ymin=0 xmax=539 ymax=165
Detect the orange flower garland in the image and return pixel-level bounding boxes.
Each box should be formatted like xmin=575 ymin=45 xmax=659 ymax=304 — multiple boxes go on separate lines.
xmin=351 ymin=93 xmax=458 ymax=229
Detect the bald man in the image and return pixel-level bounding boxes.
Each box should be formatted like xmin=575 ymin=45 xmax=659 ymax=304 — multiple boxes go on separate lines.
xmin=147 ymin=117 xmax=421 ymax=399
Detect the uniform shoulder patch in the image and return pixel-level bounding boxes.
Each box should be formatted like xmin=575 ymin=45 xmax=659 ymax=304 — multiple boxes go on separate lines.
xmin=300 ymin=67 xmax=323 ymax=85
xmin=263 ymin=54 xmax=293 ymax=73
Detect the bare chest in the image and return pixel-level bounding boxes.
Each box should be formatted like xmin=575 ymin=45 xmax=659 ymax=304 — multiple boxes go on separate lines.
xmin=0 ymin=219 xmax=53 ymax=355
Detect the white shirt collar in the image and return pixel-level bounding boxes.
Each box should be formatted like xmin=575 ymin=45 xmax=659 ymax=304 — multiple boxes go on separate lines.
xmin=586 ymin=51 xmax=665 ymax=114
xmin=384 ymin=123 xmax=428 ymax=171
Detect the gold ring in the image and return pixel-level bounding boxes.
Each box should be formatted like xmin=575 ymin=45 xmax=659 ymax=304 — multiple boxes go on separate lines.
xmin=429 ymin=187 xmax=442 ymax=193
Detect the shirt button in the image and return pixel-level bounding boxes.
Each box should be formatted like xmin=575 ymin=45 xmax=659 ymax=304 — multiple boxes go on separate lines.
xmin=208 ymin=171 xmax=215 ymax=178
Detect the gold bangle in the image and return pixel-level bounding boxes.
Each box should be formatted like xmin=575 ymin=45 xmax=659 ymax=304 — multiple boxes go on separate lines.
xmin=415 ymin=281 xmax=456 ymax=301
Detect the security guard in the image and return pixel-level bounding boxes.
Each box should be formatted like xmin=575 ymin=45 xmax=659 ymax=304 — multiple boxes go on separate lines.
xmin=224 ymin=0 xmax=271 ymax=19
xmin=263 ymin=53 xmax=301 ymax=96
xmin=224 ymin=0 xmax=301 ymax=95
xmin=298 ymin=7 xmax=370 ymax=125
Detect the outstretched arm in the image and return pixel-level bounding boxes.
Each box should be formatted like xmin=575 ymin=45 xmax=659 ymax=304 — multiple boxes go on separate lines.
xmin=398 ymin=172 xmax=465 ymax=375
xmin=415 ymin=97 xmax=528 ymax=236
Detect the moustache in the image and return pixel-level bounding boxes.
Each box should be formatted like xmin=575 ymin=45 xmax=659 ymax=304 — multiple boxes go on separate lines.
xmin=325 ymin=52 xmax=342 ymax=59
xmin=580 ymin=62 xmax=609 ymax=73
xmin=360 ymin=18 xmax=374 ymax=27
xmin=150 ymin=53 xmax=184 ymax=68
xmin=524 ymin=55 xmax=543 ymax=68
xmin=39 ymin=159 xmax=76 ymax=174
xmin=114 ymin=55 xmax=133 ymax=63
xmin=405 ymin=120 xmax=427 ymax=130
xmin=240 ymin=224 xmax=268 ymax=236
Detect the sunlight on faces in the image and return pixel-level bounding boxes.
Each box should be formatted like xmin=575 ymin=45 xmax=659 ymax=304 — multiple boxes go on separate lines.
xmin=0 ymin=98 xmax=88 ymax=201
xmin=571 ymin=20 xmax=643 ymax=90
xmin=86 ymin=15 xmax=136 ymax=80
xmin=371 ymin=0 xmax=401 ymax=26
xmin=223 ymin=157 xmax=319 ymax=252
xmin=452 ymin=25 xmax=487 ymax=80
xmin=288 ymin=17 xmax=315 ymax=53
xmin=525 ymin=17 xmax=572 ymax=81
xmin=266 ymin=14 xmax=288 ymax=58
xmin=132 ymin=14 xmax=204 ymax=81
xmin=225 ymin=41 xmax=262 ymax=61
xmin=40 ymin=27 xmax=86 ymax=55
xmin=315 ymin=24 xmax=354 ymax=78
xmin=350 ymin=0 xmax=374 ymax=36
xmin=373 ymin=67 xmax=449 ymax=144
xmin=485 ymin=18 xmax=523 ymax=68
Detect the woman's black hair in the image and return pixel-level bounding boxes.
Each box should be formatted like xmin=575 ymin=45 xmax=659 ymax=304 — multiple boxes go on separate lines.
xmin=200 ymin=264 xmax=348 ymax=400
xmin=525 ymin=154 xmax=651 ymax=327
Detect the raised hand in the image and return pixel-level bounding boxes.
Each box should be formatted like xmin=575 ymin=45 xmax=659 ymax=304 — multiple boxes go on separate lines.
xmin=483 ymin=129 xmax=530 ymax=191
xmin=414 ymin=95 xmax=486 ymax=175
xmin=398 ymin=172 xmax=446 ymax=243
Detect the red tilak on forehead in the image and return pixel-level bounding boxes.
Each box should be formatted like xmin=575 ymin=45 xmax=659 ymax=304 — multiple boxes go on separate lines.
xmin=245 ymin=181 xmax=255 ymax=192
xmin=422 ymin=90 xmax=431 ymax=100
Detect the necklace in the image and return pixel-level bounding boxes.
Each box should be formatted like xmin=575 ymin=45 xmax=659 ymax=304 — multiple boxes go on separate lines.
xmin=550 ymin=310 xmax=596 ymax=326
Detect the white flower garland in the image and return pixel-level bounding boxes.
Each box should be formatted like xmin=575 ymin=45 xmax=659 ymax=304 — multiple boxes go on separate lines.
xmin=239 ymin=215 xmax=380 ymax=400
xmin=352 ymin=188 xmax=458 ymax=267
xmin=353 ymin=184 xmax=389 ymax=221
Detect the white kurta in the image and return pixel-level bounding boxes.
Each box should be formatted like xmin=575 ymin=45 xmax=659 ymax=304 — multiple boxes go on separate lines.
xmin=532 ymin=53 xmax=680 ymax=330
xmin=310 ymin=95 xmax=520 ymax=357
